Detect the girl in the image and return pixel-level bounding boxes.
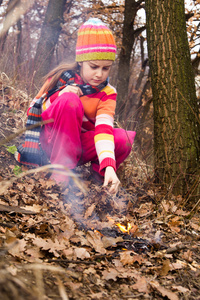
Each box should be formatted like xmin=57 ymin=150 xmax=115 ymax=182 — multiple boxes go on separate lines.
xmin=17 ymin=18 xmax=136 ymax=194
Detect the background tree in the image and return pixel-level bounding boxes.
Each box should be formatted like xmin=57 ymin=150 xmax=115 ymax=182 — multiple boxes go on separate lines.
xmin=145 ymin=0 xmax=200 ymax=199
xmin=0 ymin=0 xmax=199 ymax=176
xmin=0 ymin=0 xmax=21 ymax=51
xmin=116 ymin=0 xmax=145 ymax=120
xmin=33 ymin=0 xmax=67 ymax=87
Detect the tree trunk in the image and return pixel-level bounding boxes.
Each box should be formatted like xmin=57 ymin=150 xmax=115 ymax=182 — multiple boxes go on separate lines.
xmin=33 ymin=0 xmax=66 ymax=86
xmin=15 ymin=18 xmax=22 ymax=78
xmin=116 ymin=0 xmax=143 ymax=119
xmin=0 ymin=0 xmax=19 ymax=51
xmin=145 ymin=0 xmax=200 ymax=198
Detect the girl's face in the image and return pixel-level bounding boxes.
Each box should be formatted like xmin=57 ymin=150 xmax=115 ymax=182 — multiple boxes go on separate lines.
xmin=79 ymin=60 xmax=113 ymax=86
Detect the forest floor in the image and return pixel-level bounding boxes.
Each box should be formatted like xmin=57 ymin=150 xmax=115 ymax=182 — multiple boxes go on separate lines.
xmin=0 ymin=76 xmax=200 ymax=300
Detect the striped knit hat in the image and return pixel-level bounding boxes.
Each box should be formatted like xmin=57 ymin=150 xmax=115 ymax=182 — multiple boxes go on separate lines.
xmin=76 ymin=18 xmax=116 ymax=62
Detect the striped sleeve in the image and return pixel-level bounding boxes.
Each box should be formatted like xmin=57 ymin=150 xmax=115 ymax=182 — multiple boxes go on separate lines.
xmin=94 ymin=84 xmax=117 ymax=174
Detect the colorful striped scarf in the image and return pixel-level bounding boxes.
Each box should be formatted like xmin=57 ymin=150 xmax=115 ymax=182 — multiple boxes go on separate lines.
xmin=16 ymin=70 xmax=108 ymax=166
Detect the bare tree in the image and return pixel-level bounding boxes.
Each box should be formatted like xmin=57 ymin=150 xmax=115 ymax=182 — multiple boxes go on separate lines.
xmin=33 ymin=0 xmax=68 ymax=87
xmin=116 ymin=0 xmax=145 ymax=119
xmin=0 ymin=0 xmax=21 ymax=51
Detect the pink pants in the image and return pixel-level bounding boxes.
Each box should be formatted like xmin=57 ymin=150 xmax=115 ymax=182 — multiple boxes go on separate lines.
xmin=40 ymin=93 xmax=136 ymax=174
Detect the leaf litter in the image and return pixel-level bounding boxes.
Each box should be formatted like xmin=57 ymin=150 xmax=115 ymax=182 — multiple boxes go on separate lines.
xmin=0 ymin=81 xmax=200 ymax=299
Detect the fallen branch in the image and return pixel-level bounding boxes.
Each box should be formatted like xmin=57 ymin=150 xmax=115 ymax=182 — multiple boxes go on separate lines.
xmin=0 ymin=222 xmax=17 ymax=228
xmin=164 ymin=244 xmax=187 ymax=254
xmin=47 ymin=259 xmax=96 ymax=265
xmin=0 ymin=119 xmax=54 ymax=146
xmin=0 ymin=203 xmax=37 ymax=214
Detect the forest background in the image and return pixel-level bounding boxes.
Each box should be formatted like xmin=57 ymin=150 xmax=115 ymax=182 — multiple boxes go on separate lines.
xmin=0 ymin=1 xmax=200 ymax=299
xmin=0 ymin=0 xmax=199 ymax=199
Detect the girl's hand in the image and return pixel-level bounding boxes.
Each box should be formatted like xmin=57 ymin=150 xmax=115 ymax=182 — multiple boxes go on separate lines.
xmin=103 ymin=166 xmax=120 ymax=194
xmin=59 ymin=84 xmax=83 ymax=97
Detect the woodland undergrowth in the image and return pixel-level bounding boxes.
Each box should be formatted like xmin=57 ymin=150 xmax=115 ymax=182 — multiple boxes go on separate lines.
xmin=0 ymin=73 xmax=199 ymax=300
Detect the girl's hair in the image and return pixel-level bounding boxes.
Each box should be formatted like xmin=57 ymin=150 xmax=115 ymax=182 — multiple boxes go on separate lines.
xmin=43 ymin=62 xmax=79 ymax=91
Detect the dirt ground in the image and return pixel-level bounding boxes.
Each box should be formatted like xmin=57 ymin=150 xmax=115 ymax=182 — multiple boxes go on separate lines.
xmin=0 ymin=82 xmax=200 ymax=300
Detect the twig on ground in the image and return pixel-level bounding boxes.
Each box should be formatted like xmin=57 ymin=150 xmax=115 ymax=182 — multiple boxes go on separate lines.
xmin=164 ymin=244 xmax=187 ymax=254
xmin=56 ymin=276 xmax=69 ymax=300
xmin=0 ymin=203 xmax=37 ymax=214
xmin=0 ymin=222 xmax=16 ymax=228
xmin=34 ymin=267 xmax=45 ymax=300
xmin=47 ymin=259 xmax=96 ymax=265
xmin=0 ymin=164 xmax=88 ymax=195
xmin=0 ymin=119 xmax=54 ymax=147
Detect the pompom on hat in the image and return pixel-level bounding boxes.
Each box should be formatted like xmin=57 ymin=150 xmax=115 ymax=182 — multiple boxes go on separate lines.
xmin=76 ymin=18 xmax=117 ymax=62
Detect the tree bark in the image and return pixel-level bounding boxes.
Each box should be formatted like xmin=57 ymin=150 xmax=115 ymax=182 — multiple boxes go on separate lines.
xmin=145 ymin=0 xmax=200 ymax=198
xmin=116 ymin=0 xmax=144 ymax=118
xmin=0 ymin=0 xmax=20 ymax=51
xmin=33 ymin=0 xmax=66 ymax=86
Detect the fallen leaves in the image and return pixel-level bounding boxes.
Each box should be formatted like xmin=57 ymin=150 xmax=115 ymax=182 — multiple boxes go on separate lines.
xmin=132 ymin=276 xmax=149 ymax=293
xmin=0 ymin=158 xmax=199 ymax=300
xmin=86 ymin=230 xmax=106 ymax=254
xmin=74 ymin=248 xmax=90 ymax=260
xmin=158 ymin=259 xmax=171 ymax=276
xmin=33 ymin=237 xmax=67 ymax=257
xmin=120 ymin=251 xmax=145 ymax=265
xmin=102 ymin=268 xmax=118 ymax=281
xmin=150 ymin=280 xmax=179 ymax=300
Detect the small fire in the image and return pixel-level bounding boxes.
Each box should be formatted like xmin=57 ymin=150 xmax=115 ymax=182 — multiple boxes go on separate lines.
xmin=116 ymin=222 xmax=131 ymax=234
xmin=94 ymin=229 xmax=103 ymax=237
xmin=106 ymin=216 xmax=132 ymax=235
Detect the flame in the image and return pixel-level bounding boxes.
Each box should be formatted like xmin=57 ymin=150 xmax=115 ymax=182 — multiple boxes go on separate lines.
xmin=94 ymin=229 xmax=103 ymax=237
xmin=116 ymin=222 xmax=131 ymax=234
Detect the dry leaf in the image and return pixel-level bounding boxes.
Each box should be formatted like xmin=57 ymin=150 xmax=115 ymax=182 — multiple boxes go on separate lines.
xmin=102 ymin=236 xmax=123 ymax=248
xmin=33 ymin=237 xmax=67 ymax=257
xmin=8 ymin=239 xmax=27 ymax=258
xmin=182 ymin=250 xmax=193 ymax=263
xmin=175 ymin=209 xmax=189 ymax=216
xmin=102 ymin=268 xmax=118 ymax=281
xmin=190 ymin=222 xmax=200 ymax=231
xmin=84 ymin=203 xmax=96 ymax=219
xmin=168 ymin=216 xmax=183 ymax=233
xmin=120 ymin=251 xmax=144 ymax=265
xmin=83 ymin=267 xmax=96 ymax=275
xmin=112 ymin=259 xmax=123 ymax=268
xmin=70 ymin=232 xmax=90 ymax=247
xmin=90 ymin=292 xmax=109 ymax=299
xmin=172 ymin=285 xmax=190 ymax=294
xmin=25 ymin=246 xmax=44 ymax=261
xmin=170 ymin=260 xmax=187 ymax=270
xmin=159 ymin=259 xmax=171 ymax=276
xmin=74 ymin=247 xmax=90 ymax=259
xmin=62 ymin=248 xmax=74 ymax=259
xmin=150 ymin=280 xmax=179 ymax=300
xmin=129 ymin=224 xmax=138 ymax=235
xmin=132 ymin=276 xmax=149 ymax=293
xmin=117 ymin=267 xmax=139 ymax=280
xmin=86 ymin=230 xmax=106 ymax=254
